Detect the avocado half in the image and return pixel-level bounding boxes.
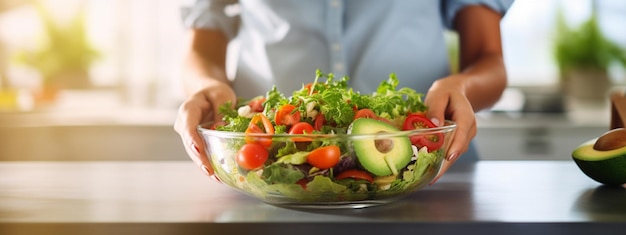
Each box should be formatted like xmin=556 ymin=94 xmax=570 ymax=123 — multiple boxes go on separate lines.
xmin=348 ymin=118 xmax=413 ymax=176
xmin=572 ymin=138 xmax=626 ymax=186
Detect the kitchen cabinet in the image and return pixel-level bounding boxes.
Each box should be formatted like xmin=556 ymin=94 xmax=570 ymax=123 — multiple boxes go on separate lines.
xmin=0 ymin=125 xmax=186 ymax=161
xmin=475 ymin=126 xmax=605 ymax=160
xmin=475 ymin=113 xmax=608 ymax=160
xmin=0 ymin=111 xmax=610 ymax=161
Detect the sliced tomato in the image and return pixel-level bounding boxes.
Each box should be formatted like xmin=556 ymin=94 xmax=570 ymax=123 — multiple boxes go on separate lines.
xmin=296 ymin=178 xmax=309 ymax=189
xmin=402 ymin=114 xmax=444 ymax=152
xmin=248 ymin=97 xmax=266 ymax=113
xmin=336 ymin=169 xmax=374 ymax=183
xmin=354 ymin=108 xmax=392 ymax=125
xmin=416 ymin=134 xmax=444 ymax=152
xmin=354 ymin=109 xmax=377 ymax=120
xmin=402 ymin=114 xmax=436 ymax=130
xmin=307 ymin=145 xmax=341 ymax=169
xmin=313 ymin=113 xmax=325 ymax=131
xmin=237 ymin=143 xmax=269 ymax=170
xmin=245 ymin=113 xmax=275 ymax=148
xmin=375 ymin=116 xmax=393 ymax=125
xmin=275 ymin=104 xmax=301 ymax=126
xmin=288 ymin=122 xmax=315 ymax=142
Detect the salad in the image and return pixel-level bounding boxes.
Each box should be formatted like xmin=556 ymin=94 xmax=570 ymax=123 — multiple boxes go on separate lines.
xmin=204 ymin=70 xmax=448 ymax=203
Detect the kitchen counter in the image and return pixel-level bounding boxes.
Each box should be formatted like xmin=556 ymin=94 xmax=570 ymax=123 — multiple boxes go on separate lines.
xmin=1 ymin=161 xmax=625 ymax=234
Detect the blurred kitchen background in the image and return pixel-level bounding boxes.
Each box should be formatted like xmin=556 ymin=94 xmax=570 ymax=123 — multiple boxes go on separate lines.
xmin=0 ymin=0 xmax=624 ymax=161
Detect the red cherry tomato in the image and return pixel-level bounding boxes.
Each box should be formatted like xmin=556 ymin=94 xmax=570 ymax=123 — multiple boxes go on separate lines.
xmin=289 ymin=122 xmax=315 ymax=142
xmin=313 ymin=113 xmax=325 ymax=131
xmin=245 ymin=113 xmax=275 ymax=148
xmin=307 ymin=145 xmax=341 ymax=169
xmin=289 ymin=122 xmax=314 ymax=134
xmin=304 ymin=82 xmax=328 ymax=95
xmin=335 ymin=169 xmax=374 ymax=183
xmin=402 ymin=114 xmax=444 ymax=152
xmin=354 ymin=109 xmax=377 ymax=120
xmin=354 ymin=109 xmax=392 ymax=125
xmin=248 ymin=97 xmax=266 ymax=112
xmin=275 ymin=104 xmax=301 ymax=126
xmin=237 ymin=143 xmax=269 ymax=170
xmin=303 ymin=83 xmax=318 ymax=95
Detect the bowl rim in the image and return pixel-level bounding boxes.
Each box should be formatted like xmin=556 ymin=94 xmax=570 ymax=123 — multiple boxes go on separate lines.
xmin=198 ymin=120 xmax=456 ymax=140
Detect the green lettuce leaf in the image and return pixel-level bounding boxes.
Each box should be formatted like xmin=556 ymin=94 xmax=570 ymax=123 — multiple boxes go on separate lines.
xmin=261 ymin=163 xmax=305 ymax=185
xmin=276 ymin=151 xmax=310 ymax=165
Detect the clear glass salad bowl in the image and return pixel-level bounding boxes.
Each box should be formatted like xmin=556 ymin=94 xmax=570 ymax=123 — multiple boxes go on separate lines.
xmin=198 ymin=120 xmax=456 ymax=209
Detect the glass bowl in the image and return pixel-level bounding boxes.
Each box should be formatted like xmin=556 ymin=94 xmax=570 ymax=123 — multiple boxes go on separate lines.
xmin=199 ymin=120 xmax=456 ymax=209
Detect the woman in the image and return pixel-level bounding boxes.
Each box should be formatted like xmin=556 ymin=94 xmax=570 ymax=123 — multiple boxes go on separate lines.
xmin=174 ymin=0 xmax=513 ymax=184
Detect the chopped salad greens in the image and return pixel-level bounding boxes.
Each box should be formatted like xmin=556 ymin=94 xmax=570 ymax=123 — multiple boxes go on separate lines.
xmin=206 ymin=70 xmax=447 ymax=202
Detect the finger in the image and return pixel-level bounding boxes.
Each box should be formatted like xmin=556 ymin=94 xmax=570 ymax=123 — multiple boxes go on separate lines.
xmin=447 ymin=121 xmax=474 ymax=159
xmin=423 ymin=90 xmax=448 ymax=127
xmin=443 ymin=90 xmax=475 ymax=155
xmin=203 ymin=84 xmax=237 ymax=123
xmin=429 ymin=94 xmax=477 ymax=185
xmin=174 ymin=98 xmax=215 ymax=176
xmin=430 ymin=124 xmax=474 ymax=185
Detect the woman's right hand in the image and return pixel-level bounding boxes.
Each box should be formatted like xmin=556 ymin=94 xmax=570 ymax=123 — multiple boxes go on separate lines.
xmin=174 ymin=80 xmax=237 ymax=179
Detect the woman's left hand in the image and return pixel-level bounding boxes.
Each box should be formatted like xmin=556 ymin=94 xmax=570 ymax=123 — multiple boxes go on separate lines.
xmin=425 ymin=5 xmax=509 ymax=184
xmin=423 ymin=74 xmax=477 ymax=185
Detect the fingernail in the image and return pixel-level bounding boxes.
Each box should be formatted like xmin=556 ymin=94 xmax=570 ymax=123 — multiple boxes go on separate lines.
xmin=447 ymin=152 xmax=458 ymax=161
xmin=430 ymin=117 xmax=441 ymax=126
xmin=429 ymin=176 xmax=440 ymax=186
xmin=211 ymin=175 xmax=222 ymax=183
xmin=201 ymin=165 xmax=212 ymax=176
xmin=192 ymin=143 xmax=200 ymax=155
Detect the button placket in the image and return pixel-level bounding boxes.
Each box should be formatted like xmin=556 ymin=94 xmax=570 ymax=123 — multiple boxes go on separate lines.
xmin=327 ymin=0 xmax=345 ymax=75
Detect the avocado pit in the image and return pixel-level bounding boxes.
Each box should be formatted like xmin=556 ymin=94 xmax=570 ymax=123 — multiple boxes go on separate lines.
xmin=374 ymin=136 xmax=394 ymax=153
xmin=572 ymin=128 xmax=626 ymax=186
xmin=349 ymin=118 xmax=413 ymax=176
xmin=593 ymin=128 xmax=626 ymax=151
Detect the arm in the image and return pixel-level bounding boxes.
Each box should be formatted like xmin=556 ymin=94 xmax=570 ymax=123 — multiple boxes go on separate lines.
xmin=182 ymin=29 xmax=230 ymax=95
xmin=174 ymin=29 xmax=237 ymax=177
xmin=454 ymin=5 xmax=508 ymax=111
xmin=427 ymin=5 xmax=507 ymax=184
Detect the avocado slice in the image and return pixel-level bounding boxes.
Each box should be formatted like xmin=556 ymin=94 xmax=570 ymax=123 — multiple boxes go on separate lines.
xmin=572 ymin=139 xmax=626 ymax=186
xmin=348 ymin=118 xmax=413 ymax=176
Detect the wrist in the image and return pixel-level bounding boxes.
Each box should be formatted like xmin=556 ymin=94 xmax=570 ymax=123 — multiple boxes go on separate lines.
xmin=185 ymin=76 xmax=231 ymax=95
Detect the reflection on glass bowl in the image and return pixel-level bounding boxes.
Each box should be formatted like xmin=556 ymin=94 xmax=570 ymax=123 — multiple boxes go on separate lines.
xmin=198 ymin=120 xmax=456 ymax=209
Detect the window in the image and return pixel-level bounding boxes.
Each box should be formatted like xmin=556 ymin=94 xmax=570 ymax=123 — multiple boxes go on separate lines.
xmin=1 ymin=0 xmax=624 ymax=114
xmin=501 ymin=0 xmax=626 ymax=86
xmin=0 ymin=0 xmax=186 ymax=112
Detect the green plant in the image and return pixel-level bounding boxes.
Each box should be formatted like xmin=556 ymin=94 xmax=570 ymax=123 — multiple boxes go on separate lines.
xmin=554 ymin=8 xmax=626 ymax=78
xmin=13 ymin=1 xmax=99 ymax=87
xmin=445 ymin=31 xmax=460 ymax=74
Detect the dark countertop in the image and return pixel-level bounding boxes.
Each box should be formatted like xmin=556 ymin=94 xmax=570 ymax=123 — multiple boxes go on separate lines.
xmin=1 ymin=161 xmax=625 ymax=234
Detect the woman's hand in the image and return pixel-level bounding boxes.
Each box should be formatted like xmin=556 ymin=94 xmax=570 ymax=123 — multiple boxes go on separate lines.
xmin=174 ymin=80 xmax=236 ymax=179
xmin=426 ymin=5 xmax=508 ymax=184
xmin=424 ymin=74 xmax=477 ymax=185
xmin=174 ymin=28 xmax=233 ymax=179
